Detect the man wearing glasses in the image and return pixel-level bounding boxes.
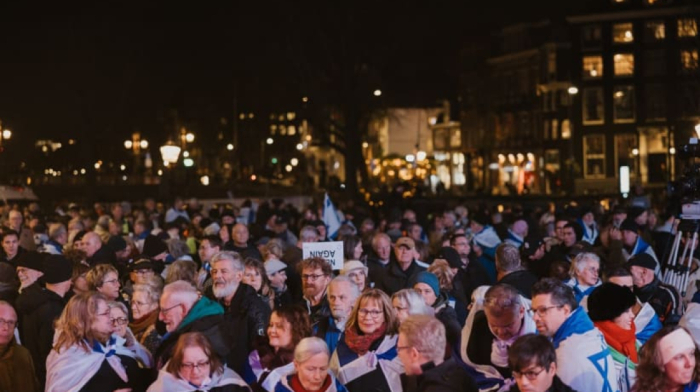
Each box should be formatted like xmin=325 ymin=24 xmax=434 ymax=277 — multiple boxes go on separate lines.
xmin=0 ymin=300 xmax=40 ymax=392
xmin=530 ymin=278 xmax=616 ymax=392
xmin=506 ymin=334 xmax=577 ymax=392
xmin=298 ymin=257 xmax=332 ymax=327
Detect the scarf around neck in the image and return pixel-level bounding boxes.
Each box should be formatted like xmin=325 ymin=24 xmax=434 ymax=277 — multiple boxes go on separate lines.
xmin=290 ymin=373 xmax=332 ymax=392
xmin=594 ymin=320 xmax=638 ymax=363
xmin=130 ymin=309 xmax=158 ymax=337
xmin=344 ymin=323 xmax=387 ymax=355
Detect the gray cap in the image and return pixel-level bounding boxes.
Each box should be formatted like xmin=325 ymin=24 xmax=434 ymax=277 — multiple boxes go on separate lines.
xmin=264 ymin=259 xmax=287 ymax=275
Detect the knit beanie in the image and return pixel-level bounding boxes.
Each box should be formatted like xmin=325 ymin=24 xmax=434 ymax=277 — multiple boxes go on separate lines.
xmin=587 ymin=282 xmax=636 ymax=322
xmin=413 ymin=271 xmax=440 ymax=296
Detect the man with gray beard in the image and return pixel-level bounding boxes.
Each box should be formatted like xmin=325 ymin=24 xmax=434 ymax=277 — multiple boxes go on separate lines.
xmin=206 ymin=251 xmax=270 ymax=375
xmin=314 ymin=276 xmax=360 ymax=353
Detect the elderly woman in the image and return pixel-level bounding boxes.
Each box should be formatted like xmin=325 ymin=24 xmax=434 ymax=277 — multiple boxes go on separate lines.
xmin=391 ymin=288 xmax=433 ymax=323
xmin=339 ymin=260 xmax=368 ymax=292
xmin=274 ymin=337 xmax=347 ymax=392
xmin=245 ymin=304 xmax=312 ymax=392
xmin=45 ymin=292 xmax=150 ymax=392
xmin=564 ymin=252 xmax=601 ymax=304
xmin=412 ymin=271 xmax=461 ymax=346
xmin=86 ymin=264 xmax=123 ymax=302
xmin=330 ymin=289 xmax=403 ymax=392
xmin=632 ymin=326 xmax=700 ymax=392
xmin=148 ymin=332 xmax=250 ymax=391
xmin=589 ymin=283 xmax=640 ymax=392
xmin=109 ymin=301 xmax=153 ymax=368
xmin=130 ymin=282 xmax=163 ymax=355
xmin=244 ymin=258 xmax=275 ymax=310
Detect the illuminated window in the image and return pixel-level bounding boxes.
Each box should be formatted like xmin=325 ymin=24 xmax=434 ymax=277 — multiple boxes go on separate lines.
xmin=681 ymin=50 xmax=699 ymax=71
xmin=582 ymin=25 xmax=602 ymax=48
xmin=613 ymin=23 xmax=634 ymax=43
xmin=678 ymin=18 xmax=698 ymax=37
xmin=584 ymin=135 xmax=606 ymax=179
xmin=583 ymin=88 xmax=604 ymax=125
xmin=583 ymin=55 xmax=603 ymax=79
xmin=551 ymin=119 xmax=559 ymax=140
xmin=614 ymin=53 xmax=634 ymax=76
xmin=615 ymin=134 xmax=638 ymax=178
xmin=561 ymin=120 xmax=572 ymax=139
xmin=644 ymin=21 xmax=665 ymax=41
xmin=613 ymin=86 xmax=636 ymax=123
xmin=612 ymin=0 xmax=628 ymax=3
xmin=270 ymin=124 xmax=277 ymax=135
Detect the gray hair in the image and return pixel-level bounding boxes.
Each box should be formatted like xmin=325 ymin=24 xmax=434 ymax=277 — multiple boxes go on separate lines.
xmin=133 ymin=282 xmax=163 ymax=304
xmin=570 ymin=252 xmax=600 ymax=277
xmin=483 ymin=284 xmax=522 ymax=317
xmin=162 ymin=280 xmax=199 ymax=308
xmin=329 ymin=276 xmax=361 ymax=299
xmin=299 ymin=226 xmax=319 ymax=243
xmin=392 ymin=289 xmax=433 ymax=316
xmin=399 ymin=315 xmax=446 ymax=363
xmin=294 ymin=337 xmax=330 ymax=363
xmin=107 ymin=300 xmax=129 ymax=316
xmin=211 ymin=251 xmax=244 ymax=271
xmin=49 ymin=223 xmax=67 ymax=241
xmin=495 ymin=243 xmax=522 ymax=273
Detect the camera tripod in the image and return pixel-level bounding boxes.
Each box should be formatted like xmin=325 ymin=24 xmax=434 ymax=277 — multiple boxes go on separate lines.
xmin=662 ymin=216 xmax=700 ymax=298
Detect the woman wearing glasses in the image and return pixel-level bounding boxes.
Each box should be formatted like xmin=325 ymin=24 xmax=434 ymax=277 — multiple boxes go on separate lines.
xmin=564 ymin=252 xmax=601 ymax=305
xmin=245 ymin=304 xmax=312 ymax=391
xmin=45 ymin=292 xmax=147 ymax=392
xmin=329 ymin=289 xmax=403 ymax=392
xmin=109 ymin=301 xmax=153 ymax=367
xmin=86 ymin=264 xmax=124 ymax=302
xmin=130 ymin=281 xmax=163 ymax=355
xmin=148 ymin=332 xmax=250 ymax=391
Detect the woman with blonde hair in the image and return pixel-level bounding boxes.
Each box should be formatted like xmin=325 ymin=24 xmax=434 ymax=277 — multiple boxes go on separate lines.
xmin=330 ymin=289 xmax=403 ymax=392
xmin=274 ymin=337 xmax=347 ymax=392
xmin=45 ymin=292 xmax=150 ymax=392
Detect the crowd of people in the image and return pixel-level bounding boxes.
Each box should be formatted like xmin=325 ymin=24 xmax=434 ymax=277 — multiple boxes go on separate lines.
xmin=0 ymin=195 xmax=699 ymax=391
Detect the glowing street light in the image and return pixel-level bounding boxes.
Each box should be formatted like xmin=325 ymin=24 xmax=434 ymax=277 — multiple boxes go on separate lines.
xmin=227 ymin=143 xmax=234 ymax=151
xmin=266 ymin=138 xmax=274 ymax=145
xmin=124 ymin=140 xmax=133 ymax=149
xmin=160 ymin=141 xmax=181 ymax=166
xmin=568 ymin=86 xmax=579 ymax=95
xmin=140 ymin=140 xmax=149 ymax=149
xmin=373 ymin=89 xmax=382 ymax=97
xmin=291 ymin=158 xmax=299 ymax=166
xmin=296 ymin=143 xmax=303 ymax=150
xmin=185 ymin=133 xmax=195 ymax=143
xmin=2 ymin=130 xmax=11 ymax=140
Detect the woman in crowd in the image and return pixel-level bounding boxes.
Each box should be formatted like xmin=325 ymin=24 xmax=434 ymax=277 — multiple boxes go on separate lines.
xmin=45 ymin=292 xmax=149 ymax=392
xmin=148 ymin=332 xmax=250 ymax=392
xmin=86 ymin=263 xmax=123 ymax=302
xmin=391 ymin=289 xmax=433 ymax=323
xmin=246 ymin=304 xmax=312 ymax=392
xmin=110 ymin=301 xmax=154 ymax=368
xmin=263 ymin=240 xmax=285 ymax=263
xmin=165 ymin=259 xmax=198 ymax=285
xmin=244 ymin=258 xmax=275 ymax=309
xmin=339 ymin=260 xmax=368 ymax=292
xmin=70 ymin=262 xmax=91 ymax=295
xmin=564 ymin=252 xmax=601 ymax=304
xmin=588 ymin=282 xmax=639 ymax=392
xmin=274 ymin=337 xmax=347 ymax=392
xmin=412 ymin=271 xmax=461 ymax=346
xmin=130 ymin=282 xmax=163 ymax=355
xmin=632 ymin=326 xmax=700 ymax=392
xmin=330 ymin=289 xmax=403 ymax=392
xmin=341 ymin=235 xmax=364 ymax=262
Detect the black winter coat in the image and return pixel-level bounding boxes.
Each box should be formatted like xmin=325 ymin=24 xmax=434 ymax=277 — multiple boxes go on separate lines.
xmin=401 ymin=358 xmax=478 ymax=392
xmin=508 ymin=375 xmax=578 ymax=392
xmin=374 ymin=260 xmax=426 ymax=296
xmin=15 ymin=283 xmax=68 ymax=386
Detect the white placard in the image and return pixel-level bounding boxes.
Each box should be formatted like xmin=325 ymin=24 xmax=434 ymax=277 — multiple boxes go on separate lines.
xmin=302 ymin=241 xmax=344 ymax=270
xmin=619 ymin=166 xmax=630 ymax=194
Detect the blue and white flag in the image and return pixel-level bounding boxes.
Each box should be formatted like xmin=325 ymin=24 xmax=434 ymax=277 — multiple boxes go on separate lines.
xmin=323 ymin=193 xmax=342 ymax=240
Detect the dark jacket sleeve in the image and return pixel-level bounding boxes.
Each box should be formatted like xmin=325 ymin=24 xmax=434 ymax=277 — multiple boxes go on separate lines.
xmin=245 ymin=293 xmax=271 ymax=339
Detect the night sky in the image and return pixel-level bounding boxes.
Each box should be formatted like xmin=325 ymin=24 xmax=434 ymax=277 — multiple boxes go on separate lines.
xmin=0 ymin=1 xmax=575 ymax=162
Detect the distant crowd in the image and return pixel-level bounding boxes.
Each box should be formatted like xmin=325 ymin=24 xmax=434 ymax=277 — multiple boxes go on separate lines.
xmin=0 ymin=193 xmax=698 ymax=392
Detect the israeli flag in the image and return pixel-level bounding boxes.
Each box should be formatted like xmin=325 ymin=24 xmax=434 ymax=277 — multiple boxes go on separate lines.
xmin=323 ymin=193 xmax=342 ymax=240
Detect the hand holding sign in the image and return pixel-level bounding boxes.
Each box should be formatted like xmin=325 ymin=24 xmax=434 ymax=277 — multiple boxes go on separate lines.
xmin=302 ymin=241 xmax=344 ymax=270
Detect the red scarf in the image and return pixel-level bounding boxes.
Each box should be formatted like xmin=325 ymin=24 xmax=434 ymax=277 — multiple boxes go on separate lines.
xmin=344 ymin=323 xmax=387 ymax=355
xmin=289 ymin=373 xmax=332 ymax=392
xmin=594 ymin=320 xmax=638 ymax=363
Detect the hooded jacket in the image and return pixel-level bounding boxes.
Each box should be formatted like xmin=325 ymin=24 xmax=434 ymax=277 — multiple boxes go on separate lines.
xmin=15 ymin=282 xmax=68 ymax=386
xmin=154 ymin=296 xmax=229 ymax=371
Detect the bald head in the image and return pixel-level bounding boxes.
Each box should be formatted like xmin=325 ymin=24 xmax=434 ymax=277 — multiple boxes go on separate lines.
xmin=82 ymin=232 xmax=102 ymax=258
xmin=231 ymin=223 xmax=249 ymax=247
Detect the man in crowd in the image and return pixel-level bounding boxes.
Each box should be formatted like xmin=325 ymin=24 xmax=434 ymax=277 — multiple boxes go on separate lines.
xmin=507 ymin=334 xmax=577 ymax=392
xmin=620 ymin=219 xmax=659 ymax=271
xmin=228 ymin=223 xmax=263 ymax=260
xmin=155 ymin=280 xmax=228 ymax=369
xmin=39 ymin=223 xmax=67 ymax=255
xmin=15 ymin=251 xmax=44 ymax=291
xmin=0 ymin=301 xmax=40 ymax=392
xmin=496 ymin=244 xmax=538 ymax=299
xmin=399 ymin=315 xmax=478 ymax=392
xmin=375 ymin=237 xmax=426 ymax=295
xmin=530 ymin=278 xmax=617 ymax=392
xmin=196 ymin=235 xmax=222 ymax=291
xmin=6 ymin=210 xmax=35 ymax=251
xmin=1 ymin=230 xmax=24 ymax=266
xmin=504 ymin=218 xmax=528 ymax=248
xmin=628 ymin=253 xmax=680 ymax=324
xmin=314 ymin=276 xmax=360 ymax=353
xmin=298 ymin=257 xmax=332 ymax=326
xmin=469 ymin=212 xmax=501 ymax=282
xmin=208 ymin=251 xmax=270 ymax=374
xmin=82 ymin=231 xmax=116 ymax=266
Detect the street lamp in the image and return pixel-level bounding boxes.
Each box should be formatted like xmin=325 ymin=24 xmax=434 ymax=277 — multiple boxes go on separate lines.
xmin=373 ymin=89 xmax=382 ymax=97
xmin=2 ymin=130 xmax=11 ymax=140
xmin=266 ymin=137 xmax=274 ymax=145
xmin=160 ymin=141 xmax=181 ymax=166
xmin=567 ymin=86 xmax=579 ymax=95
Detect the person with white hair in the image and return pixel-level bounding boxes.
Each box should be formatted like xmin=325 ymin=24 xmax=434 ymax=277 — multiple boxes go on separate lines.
xmin=274 ymin=337 xmax=347 ymax=392
xmin=564 ymin=252 xmax=601 ymax=305
xmin=153 ymin=280 xmax=229 ymax=370
xmin=314 ymin=276 xmax=361 ymax=353
xmin=391 ymin=289 xmax=433 ymax=323
xmin=339 ymin=260 xmax=368 ymax=292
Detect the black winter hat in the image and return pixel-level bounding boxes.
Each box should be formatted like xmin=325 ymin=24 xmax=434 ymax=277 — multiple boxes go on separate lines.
xmin=42 ymin=254 xmax=73 ymax=284
xmin=16 ymin=251 xmax=44 ymax=271
xmin=587 ymin=282 xmax=637 ymax=322
xmin=619 ymin=218 xmax=639 ymax=233
xmin=471 ymin=211 xmax=490 ymax=226
xmin=142 ymin=235 xmax=167 ymax=258
xmin=627 ymin=253 xmax=657 ymax=271
xmin=106 ymin=235 xmax=127 ymax=253
xmin=436 ymin=247 xmax=462 ymax=269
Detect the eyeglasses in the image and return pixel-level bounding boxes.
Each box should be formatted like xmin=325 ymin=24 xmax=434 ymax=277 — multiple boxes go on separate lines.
xmin=180 ymin=360 xmax=210 ymax=371
xmin=0 ymin=318 xmax=17 ymax=328
xmin=302 ymin=274 xmax=325 ymax=281
xmin=111 ymin=317 xmax=128 ymax=326
xmin=160 ymin=303 xmax=182 ymax=316
xmin=103 ymin=279 xmax=119 ymax=286
xmin=358 ymin=308 xmax=383 ymax=318
xmin=132 ymin=301 xmax=152 ymax=308
xmin=513 ymin=367 xmax=547 ymax=380
xmin=527 ymin=305 xmax=564 ymax=317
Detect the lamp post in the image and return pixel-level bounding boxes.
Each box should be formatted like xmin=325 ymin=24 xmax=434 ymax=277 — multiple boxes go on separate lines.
xmin=566 ymin=86 xmax=579 ymax=195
